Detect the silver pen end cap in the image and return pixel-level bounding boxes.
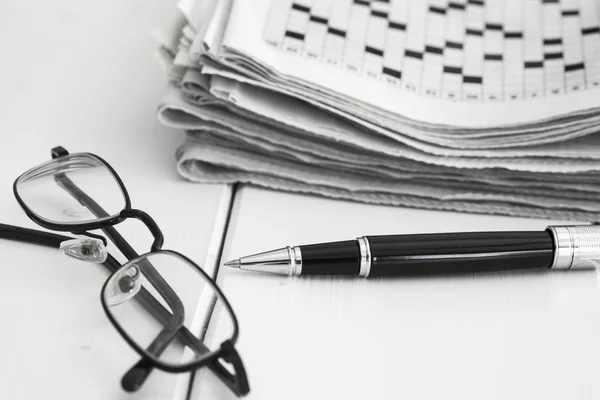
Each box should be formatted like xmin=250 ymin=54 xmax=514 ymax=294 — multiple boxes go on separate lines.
xmin=224 ymin=259 xmax=241 ymax=268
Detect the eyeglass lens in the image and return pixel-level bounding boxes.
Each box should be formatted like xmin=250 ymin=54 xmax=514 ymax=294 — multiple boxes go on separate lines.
xmin=103 ymin=252 xmax=236 ymax=367
xmin=15 ymin=154 xmax=126 ymax=224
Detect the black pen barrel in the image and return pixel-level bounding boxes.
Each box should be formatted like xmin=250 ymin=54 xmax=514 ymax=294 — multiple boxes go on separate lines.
xmin=365 ymin=231 xmax=554 ymax=277
xmin=301 ymin=240 xmax=360 ymax=275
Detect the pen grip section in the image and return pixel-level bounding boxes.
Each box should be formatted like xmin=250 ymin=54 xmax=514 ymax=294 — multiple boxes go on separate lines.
xmin=366 ymin=231 xmax=554 ymax=277
xmin=301 ymin=240 xmax=360 ymax=275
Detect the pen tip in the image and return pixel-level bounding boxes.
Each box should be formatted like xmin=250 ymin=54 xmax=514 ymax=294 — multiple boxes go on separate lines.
xmin=224 ymin=259 xmax=241 ymax=268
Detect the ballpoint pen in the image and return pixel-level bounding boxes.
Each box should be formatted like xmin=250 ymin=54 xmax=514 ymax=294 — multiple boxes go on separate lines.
xmin=224 ymin=225 xmax=600 ymax=278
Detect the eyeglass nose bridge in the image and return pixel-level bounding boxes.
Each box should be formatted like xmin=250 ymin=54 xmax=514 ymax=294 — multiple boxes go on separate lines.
xmin=119 ymin=208 xmax=164 ymax=252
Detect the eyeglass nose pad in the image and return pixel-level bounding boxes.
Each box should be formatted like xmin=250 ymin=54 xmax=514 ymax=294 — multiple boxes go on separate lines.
xmin=104 ymin=264 xmax=142 ymax=306
xmin=60 ymin=237 xmax=108 ymax=263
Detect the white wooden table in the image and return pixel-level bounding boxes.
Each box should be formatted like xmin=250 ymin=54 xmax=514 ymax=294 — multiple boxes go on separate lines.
xmin=3 ymin=1 xmax=600 ymax=400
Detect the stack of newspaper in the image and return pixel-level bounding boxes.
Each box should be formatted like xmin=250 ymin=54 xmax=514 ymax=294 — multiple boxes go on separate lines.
xmin=155 ymin=0 xmax=600 ymax=220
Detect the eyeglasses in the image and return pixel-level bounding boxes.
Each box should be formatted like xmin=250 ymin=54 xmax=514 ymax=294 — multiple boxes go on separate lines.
xmin=6 ymin=146 xmax=249 ymax=396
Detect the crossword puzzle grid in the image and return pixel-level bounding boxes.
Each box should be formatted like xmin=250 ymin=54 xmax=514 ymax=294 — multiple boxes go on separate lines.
xmin=263 ymin=0 xmax=600 ymax=101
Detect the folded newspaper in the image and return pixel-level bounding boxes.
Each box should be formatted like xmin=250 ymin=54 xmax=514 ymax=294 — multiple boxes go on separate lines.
xmin=155 ymin=0 xmax=600 ymax=221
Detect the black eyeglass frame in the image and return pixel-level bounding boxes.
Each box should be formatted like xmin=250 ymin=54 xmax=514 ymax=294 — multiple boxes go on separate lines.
xmin=11 ymin=146 xmax=249 ymax=396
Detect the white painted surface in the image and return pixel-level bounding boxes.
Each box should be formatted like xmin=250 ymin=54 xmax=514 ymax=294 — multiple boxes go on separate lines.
xmin=0 ymin=1 xmax=232 ymax=399
xmin=193 ymin=186 xmax=600 ymax=400
xmin=4 ymin=1 xmax=600 ymax=399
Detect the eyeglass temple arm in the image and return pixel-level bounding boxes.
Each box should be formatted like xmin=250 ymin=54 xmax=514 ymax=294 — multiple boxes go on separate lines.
xmin=120 ymin=313 xmax=250 ymax=396
xmin=206 ymin=340 xmax=250 ymax=396
xmin=0 ymin=223 xmax=213 ymax=374
xmin=121 ymin=329 xmax=179 ymax=392
xmin=0 ymin=223 xmax=72 ymax=248
xmin=121 ymin=297 xmax=250 ymax=397
xmin=122 ymin=330 xmax=250 ymax=396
